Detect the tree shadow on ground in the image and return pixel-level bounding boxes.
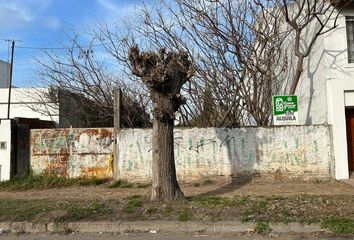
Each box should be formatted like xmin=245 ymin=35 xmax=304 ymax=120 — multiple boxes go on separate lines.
xmin=193 ymin=173 xmax=258 ymax=197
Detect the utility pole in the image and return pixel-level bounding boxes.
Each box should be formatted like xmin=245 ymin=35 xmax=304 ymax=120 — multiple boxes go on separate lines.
xmin=6 ymin=40 xmax=15 ymax=119
xmin=113 ymin=87 xmax=122 ymax=180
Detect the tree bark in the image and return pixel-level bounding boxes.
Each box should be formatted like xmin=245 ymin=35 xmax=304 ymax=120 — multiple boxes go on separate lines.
xmin=151 ymin=115 xmax=184 ymax=201
xmin=289 ymin=55 xmax=304 ymax=95
xmin=150 ymin=93 xmax=184 ymax=201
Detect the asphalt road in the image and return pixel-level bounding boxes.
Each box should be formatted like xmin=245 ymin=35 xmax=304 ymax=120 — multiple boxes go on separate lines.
xmin=0 ymin=232 xmax=352 ymax=240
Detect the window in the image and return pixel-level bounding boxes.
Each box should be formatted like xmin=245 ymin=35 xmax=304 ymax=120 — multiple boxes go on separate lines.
xmin=346 ymin=17 xmax=354 ymax=63
xmin=0 ymin=142 xmax=6 ymax=150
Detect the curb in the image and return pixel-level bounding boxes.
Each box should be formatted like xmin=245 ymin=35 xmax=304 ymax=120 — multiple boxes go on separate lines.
xmin=0 ymin=221 xmax=327 ymax=234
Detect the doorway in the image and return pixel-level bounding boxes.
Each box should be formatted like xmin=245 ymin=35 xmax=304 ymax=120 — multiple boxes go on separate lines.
xmin=345 ymin=108 xmax=354 ymax=176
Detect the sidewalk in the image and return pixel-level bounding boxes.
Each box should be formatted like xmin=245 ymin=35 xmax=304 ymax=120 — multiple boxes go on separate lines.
xmin=0 ymin=220 xmax=327 ymax=234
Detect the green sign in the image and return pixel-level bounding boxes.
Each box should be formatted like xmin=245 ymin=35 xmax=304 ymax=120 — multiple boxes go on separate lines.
xmin=273 ymin=95 xmax=298 ymax=125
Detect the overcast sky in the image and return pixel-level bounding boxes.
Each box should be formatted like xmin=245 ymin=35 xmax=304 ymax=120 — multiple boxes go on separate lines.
xmin=0 ymin=0 xmax=141 ymax=87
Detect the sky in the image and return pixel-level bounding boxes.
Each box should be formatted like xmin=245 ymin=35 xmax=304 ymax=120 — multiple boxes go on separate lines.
xmin=0 ymin=0 xmax=142 ymax=87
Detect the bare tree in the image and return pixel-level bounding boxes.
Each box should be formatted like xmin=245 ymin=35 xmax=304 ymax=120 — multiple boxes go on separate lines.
xmin=255 ymin=0 xmax=352 ymax=95
xmin=33 ymin=32 xmax=151 ymax=128
xmin=129 ymin=45 xmax=193 ymax=202
xmin=32 ymin=0 xmax=350 ymax=128
xmin=101 ymin=0 xmax=289 ymax=126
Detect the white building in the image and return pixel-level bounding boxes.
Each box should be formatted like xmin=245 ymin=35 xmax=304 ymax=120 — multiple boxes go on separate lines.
xmin=0 ymin=86 xmax=88 ymax=128
xmin=0 ymin=88 xmax=59 ymax=123
xmin=289 ymin=2 xmax=354 ymax=180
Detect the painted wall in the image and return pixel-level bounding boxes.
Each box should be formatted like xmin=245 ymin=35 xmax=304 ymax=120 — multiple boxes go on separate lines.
xmin=117 ymin=125 xmax=333 ymax=182
xmin=31 ymin=128 xmax=113 ymax=178
xmin=0 ymin=120 xmax=11 ymax=181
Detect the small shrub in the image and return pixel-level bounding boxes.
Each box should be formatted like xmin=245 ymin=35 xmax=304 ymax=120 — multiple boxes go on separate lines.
xmin=321 ymin=217 xmax=354 ymax=234
xmin=254 ymin=221 xmax=272 ymax=234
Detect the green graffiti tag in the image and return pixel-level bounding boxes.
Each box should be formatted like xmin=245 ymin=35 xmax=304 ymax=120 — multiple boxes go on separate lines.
xmin=136 ymin=141 xmax=143 ymax=163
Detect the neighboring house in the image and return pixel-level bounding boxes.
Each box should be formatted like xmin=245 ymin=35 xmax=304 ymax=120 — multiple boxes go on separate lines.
xmin=0 ymin=60 xmax=10 ymax=88
xmin=289 ymin=2 xmax=354 ymax=179
xmin=0 ymin=88 xmax=59 ymax=123
xmin=0 ymin=87 xmax=84 ymax=128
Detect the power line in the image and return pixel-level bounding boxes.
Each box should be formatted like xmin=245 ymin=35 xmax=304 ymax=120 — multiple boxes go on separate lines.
xmin=16 ymin=42 xmax=109 ymax=50
xmin=5 ymin=39 xmax=21 ymax=119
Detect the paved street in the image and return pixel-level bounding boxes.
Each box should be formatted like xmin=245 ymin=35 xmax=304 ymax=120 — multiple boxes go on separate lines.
xmin=0 ymin=232 xmax=352 ymax=240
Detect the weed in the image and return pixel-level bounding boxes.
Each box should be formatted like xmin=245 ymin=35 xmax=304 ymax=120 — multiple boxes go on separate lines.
xmin=178 ymin=208 xmax=193 ymax=221
xmin=77 ymin=177 xmax=107 ymax=186
xmin=321 ymin=217 xmax=354 ymax=234
xmin=238 ymin=195 xmax=250 ymax=204
xmin=0 ymin=174 xmax=107 ymax=190
xmin=278 ymin=207 xmax=290 ymax=223
xmin=59 ymin=201 xmax=110 ymax=221
xmin=266 ymin=195 xmax=287 ymax=201
xmin=145 ymin=207 xmax=159 ymax=214
xmin=0 ymin=199 xmax=55 ymax=221
xmin=129 ymin=195 xmax=142 ymax=199
xmin=124 ymin=198 xmax=143 ymax=214
xmin=254 ymin=221 xmax=272 ymax=234
xmin=164 ymin=205 xmax=174 ymax=214
xmin=249 ymin=200 xmax=268 ymax=214
xmin=136 ymin=182 xmax=151 ymax=188
xmin=108 ymin=180 xmax=133 ymax=188
xmin=192 ymin=196 xmax=238 ymax=208
xmin=241 ymin=199 xmax=268 ymax=222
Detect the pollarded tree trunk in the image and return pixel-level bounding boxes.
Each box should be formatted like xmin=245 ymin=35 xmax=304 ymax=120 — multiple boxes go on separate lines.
xmin=128 ymin=46 xmax=193 ymax=202
xmin=151 ymin=104 xmax=184 ymax=201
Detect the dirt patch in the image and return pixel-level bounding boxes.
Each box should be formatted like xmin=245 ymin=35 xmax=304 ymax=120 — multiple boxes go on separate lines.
xmin=0 ymin=179 xmax=353 ymax=234
xmin=0 ymin=178 xmax=353 ymax=200
xmin=35 ymin=210 xmax=67 ymax=223
xmin=0 ymin=194 xmax=353 ymax=226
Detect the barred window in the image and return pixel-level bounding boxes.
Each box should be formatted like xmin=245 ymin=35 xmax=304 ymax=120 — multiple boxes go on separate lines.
xmin=346 ymin=17 xmax=354 ymax=63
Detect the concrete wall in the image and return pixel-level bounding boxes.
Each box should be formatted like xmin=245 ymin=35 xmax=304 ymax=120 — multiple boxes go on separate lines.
xmin=31 ymin=128 xmax=113 ymax=178
xmin=117 ymin=125 xmax=333 ymax=182
xmin=0 ymin=120 xmax=11 ymax=181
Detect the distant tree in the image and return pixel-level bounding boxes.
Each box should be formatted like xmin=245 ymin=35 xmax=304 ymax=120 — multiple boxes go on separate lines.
xmin=128 ymin=45 xmax=193 ymax=202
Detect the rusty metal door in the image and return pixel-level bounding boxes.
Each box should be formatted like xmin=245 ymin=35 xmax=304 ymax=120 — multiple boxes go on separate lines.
xmin=16 ymin=124 xmax=30 ymax=177
xmin=345 ymin=109 xmax=354 ymax=172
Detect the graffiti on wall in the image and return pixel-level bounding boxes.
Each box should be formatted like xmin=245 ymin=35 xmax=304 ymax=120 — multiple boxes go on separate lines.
xmin=31 ymin=128 xmax=113 ymax=178
xmin=117 ymin=126 xmax=332 ymax=181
